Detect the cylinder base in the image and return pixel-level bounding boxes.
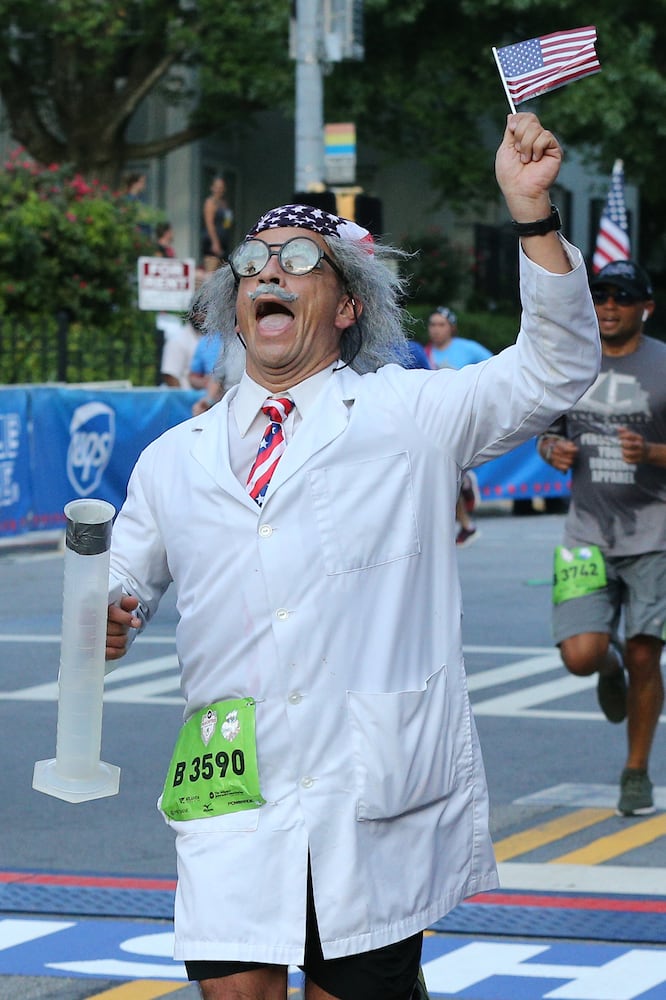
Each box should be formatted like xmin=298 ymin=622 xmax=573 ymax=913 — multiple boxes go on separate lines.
xmin=33 ymin=757 xmax=120 ymax=803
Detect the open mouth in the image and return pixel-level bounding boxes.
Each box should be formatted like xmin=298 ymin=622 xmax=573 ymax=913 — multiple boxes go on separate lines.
xmin=255 ymin=300 xmax=294 ymax=321
xmin=255 ymin=299 xmax=295 ymax=335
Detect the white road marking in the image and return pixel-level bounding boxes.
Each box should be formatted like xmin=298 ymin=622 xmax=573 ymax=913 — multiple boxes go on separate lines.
xmin=0 ymin=918 xmax=75 ymax=950
xmin=46 ymin=958 xmax=187 ymax=979
xmin=0 ymin=642 xmax=663 ymax=722
xmin=515 ymin=782 xmax=666 ymax=811
xmin=498 ymin=861 xmax=666 ymax=896
xmin=423 ymin=943 xmax=666 ymax=1000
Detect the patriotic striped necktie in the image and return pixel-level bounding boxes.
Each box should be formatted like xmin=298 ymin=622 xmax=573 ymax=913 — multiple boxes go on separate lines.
xmin=246 ymin=396 xmax=295 ymax=506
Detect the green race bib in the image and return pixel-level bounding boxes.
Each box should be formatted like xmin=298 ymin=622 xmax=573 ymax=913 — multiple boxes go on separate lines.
xmin=552 ymin=545 xmax=607 ymax=605
xmin=161 ymin=697 xmax=265 ymax=821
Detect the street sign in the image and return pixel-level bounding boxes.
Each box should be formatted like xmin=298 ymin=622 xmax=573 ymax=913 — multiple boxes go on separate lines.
xmin=137 ymin=257 xmax=196 ymax=312
xmin=325 ymin=122 xmax=356 ymax=184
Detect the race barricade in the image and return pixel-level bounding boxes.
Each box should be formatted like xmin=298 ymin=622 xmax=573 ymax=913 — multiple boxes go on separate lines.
xmin=0 ymin=386 xmax=570 ymax=542
xmin=0 ymin=386 xmax=199 ymax=541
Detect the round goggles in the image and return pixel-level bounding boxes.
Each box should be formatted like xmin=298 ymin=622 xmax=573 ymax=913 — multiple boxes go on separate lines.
xmin=229 ymin=236 xmax=344 ymax=282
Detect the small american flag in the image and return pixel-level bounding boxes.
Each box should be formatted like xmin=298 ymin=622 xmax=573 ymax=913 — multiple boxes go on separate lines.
xmin=494 ymin=26 xmax=601 ymax=107
xmin=592 ymin=160 xmax=631 ymax=274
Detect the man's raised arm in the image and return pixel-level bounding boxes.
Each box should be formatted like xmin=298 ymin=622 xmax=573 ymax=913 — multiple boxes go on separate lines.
xmin=495 ymin=112 xmax=571 ymax=274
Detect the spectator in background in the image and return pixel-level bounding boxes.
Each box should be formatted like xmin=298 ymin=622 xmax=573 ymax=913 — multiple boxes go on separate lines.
xmin=121 ymin=171 xmax=146 ymax=202
xmin=190 ymin=332 xmax=245 ymax=415
xmin=189 ymin=329 xmax=223 ymax=392
xmin=404 ymin=338 xmax=433 ymax=370
xmin=188 ymin=300 xmax=245 ymax=415
xmin=425 ymin=307 xmax=492 ymax=369
xmin=155 ymin=221 xmax=177 ymax=258
xmin=121 ymin=170 xmax=151 ymax=238
xmin=153 ymin=223 xmax=192 ymax=386
xmin=201 ymin=175 xmax=234 ymax=271
xmin=158 ymin=313 xmax=200 ymax=389
xmin=425 ymin=306 xmax=492 ymax=546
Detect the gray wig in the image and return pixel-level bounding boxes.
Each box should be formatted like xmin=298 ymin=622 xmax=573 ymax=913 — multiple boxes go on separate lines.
xmin=194 ymin=237 xmax=414 ymax=375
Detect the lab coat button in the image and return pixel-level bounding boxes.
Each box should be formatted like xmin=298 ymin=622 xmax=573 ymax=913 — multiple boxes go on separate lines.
xmin=276 ymin=608 xmax=290 ymax=620
xmin=258 ymin=524 xmax=273 ymax=537
xmin=288 ymin=691 xmax=302 ymax=705
xmin=301 ymin=776 xmax=314 ymax=789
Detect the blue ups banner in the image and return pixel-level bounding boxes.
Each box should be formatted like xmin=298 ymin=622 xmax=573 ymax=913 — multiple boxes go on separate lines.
xmin=1 ymin=386 xmax=198 ymax=539
xmin=0 ymin=386 xmax=570 ymax=541
xmin=0 ymin=388 xmax=32 ymax=537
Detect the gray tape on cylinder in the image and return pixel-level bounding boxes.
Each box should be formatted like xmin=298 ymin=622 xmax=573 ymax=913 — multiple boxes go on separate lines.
xmin=65 ymin=516 xmax=113 ymax=556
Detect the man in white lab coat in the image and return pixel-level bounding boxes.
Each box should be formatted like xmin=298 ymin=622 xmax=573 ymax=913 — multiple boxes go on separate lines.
xmin=106 ymin=113 xmax=600 ymax=1000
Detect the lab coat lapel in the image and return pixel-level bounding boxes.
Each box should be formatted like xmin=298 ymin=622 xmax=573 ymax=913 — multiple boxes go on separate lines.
xmin=268 ymin=367 xmax=360 ymax=492
xmin=189 ymin=392 xmax=253 ymax=505
xmin=188 ymin=368 xmax=361 ymax=503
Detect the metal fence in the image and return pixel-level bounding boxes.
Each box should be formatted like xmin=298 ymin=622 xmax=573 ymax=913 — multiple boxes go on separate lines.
xmin=0 ymin=311 xmax=162 ymax=386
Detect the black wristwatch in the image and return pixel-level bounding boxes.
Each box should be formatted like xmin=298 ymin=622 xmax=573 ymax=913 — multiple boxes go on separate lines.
xmin=511 ymin=205 xmax=562 ymax=237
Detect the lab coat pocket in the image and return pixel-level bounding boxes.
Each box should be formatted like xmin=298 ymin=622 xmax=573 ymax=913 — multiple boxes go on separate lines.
xmin=347 ymin=664 xmax=456 ymax=820
xmin=158 ymin=795 xmax=261 ymax=834
xmin=309 ymin=452 xmax=419 ymax=574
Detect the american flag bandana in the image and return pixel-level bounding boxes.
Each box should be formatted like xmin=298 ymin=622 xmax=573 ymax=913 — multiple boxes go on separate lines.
xmin=246 ymin=204 xmax=374 ymax=251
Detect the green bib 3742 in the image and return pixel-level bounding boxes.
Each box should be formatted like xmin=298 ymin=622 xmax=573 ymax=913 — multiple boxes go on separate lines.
xmin=552 ymin=544 xmax=607 ymax=605
xmin=161 ymin=697 xmax=265 ymax=821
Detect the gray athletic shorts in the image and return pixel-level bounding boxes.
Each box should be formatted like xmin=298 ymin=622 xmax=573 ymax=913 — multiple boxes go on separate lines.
xmin=552 ymin=550 xmax=666 ymax=645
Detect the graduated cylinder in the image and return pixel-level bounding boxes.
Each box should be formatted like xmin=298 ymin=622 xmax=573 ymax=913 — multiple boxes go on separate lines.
xmin=33 ymin=498 xmax=121 ymax=803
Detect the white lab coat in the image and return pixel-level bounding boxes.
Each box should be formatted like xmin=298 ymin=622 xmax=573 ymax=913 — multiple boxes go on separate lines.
xmin=109 ymin=243 xmax=600 ymax=964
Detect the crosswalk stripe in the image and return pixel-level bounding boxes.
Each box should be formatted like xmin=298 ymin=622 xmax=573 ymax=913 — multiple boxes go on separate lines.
xmin=499 ymin=861 xmax=666 ymax=895
xmin=89 ymin=981 xmax=185 ymax=998
xmin=465 ymin=653 xmax=562 ymax=690
xmin=103 ymin=679 xmax=182 ymax=704
xmin=493 ymin=809 xmax=615 ymax=862
xmin=104 ymin=656 xmax=180 ymax=683
xmin=552 ymin=813 xmax=666 ymax=865
xmin=473 ymin=673 xmax=595 ymax=715
xmin=103 ymin=654 xmax=182 ymax=703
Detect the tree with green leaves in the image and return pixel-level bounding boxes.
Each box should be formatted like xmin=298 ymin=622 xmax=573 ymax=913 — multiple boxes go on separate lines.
xmin=0 ymin=0 xmax=293 ymax=186
xmin=2 ymin=1 xmax=666 ymax=267
xmin=328 ymin=0 xmax=666 ymax=271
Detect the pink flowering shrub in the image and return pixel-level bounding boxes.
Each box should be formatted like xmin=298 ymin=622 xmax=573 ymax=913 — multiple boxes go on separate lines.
xmin=0 ymin=149 xmax=159 ymax=382
xmin=0 ymin=148 xmax=155 ymax=320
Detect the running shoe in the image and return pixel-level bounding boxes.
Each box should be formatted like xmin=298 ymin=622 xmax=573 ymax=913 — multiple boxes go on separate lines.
xmin=617 ymin=768 xmax=655 ymax=816
xmin=456 ymin=525 xmax=480 ymax=547
xmin=596 ymin=667 xmax=627 ymax=723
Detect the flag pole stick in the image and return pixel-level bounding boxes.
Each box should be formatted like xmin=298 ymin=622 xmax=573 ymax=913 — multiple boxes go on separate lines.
xmin=492 ymin=47 xmax=517 ymax=114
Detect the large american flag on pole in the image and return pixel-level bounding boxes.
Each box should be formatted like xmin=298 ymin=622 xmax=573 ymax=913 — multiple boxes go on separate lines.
xmin=592 ymin=159 xmax=631 ymax=273
xmin=494 ymin=26 xmax=601 ymax=107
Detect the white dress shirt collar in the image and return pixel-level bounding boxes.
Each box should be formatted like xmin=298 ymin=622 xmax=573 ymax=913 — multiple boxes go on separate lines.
xmin=233 ymin=364 xmax=339 ymax=437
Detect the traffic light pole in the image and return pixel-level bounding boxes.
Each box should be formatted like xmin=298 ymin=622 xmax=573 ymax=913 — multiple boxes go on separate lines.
xmin=294 ymin=0 xmax=325 ymax=192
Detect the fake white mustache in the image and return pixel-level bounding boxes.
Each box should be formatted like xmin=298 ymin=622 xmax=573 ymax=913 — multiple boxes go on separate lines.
xmin=247 ymin=285 xmax=299 ymax=304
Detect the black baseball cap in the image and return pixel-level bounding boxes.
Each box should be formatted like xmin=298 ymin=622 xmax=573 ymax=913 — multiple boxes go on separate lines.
xmin=590 ymin=260 xmax=653 ymax=300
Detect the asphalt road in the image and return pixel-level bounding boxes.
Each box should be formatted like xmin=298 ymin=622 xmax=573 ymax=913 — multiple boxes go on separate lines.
xmin=2 ymin=508 xmax=664 ymax=875
xmin=1 ymin=507 xmax=665 ymax=999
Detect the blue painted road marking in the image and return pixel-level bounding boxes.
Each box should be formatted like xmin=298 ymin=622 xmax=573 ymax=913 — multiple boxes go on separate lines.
xmin=2 ymin=917 xmax=666 ymax=998
xmin=420 ymin=934 xmax=666 ymax=999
